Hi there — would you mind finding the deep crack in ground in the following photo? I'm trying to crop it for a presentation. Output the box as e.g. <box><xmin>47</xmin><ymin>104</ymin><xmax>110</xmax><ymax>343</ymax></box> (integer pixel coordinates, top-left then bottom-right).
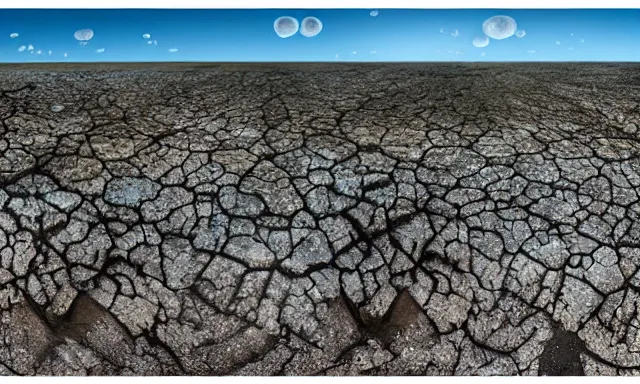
<box><xmin>1</xmin><ymin>62</ymin><xmax>640</xmax><ymax>375</ymax></box>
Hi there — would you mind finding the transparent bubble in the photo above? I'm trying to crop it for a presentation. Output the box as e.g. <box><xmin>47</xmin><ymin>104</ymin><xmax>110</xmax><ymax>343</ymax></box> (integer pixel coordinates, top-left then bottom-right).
<box><xmin>370</xmin><ymin>10</ymin><xmax>379</xmax><ymax>17</ymax></box>
<box><xmin>143</xmin><ymin>33</ymin><xmax>151</xmax><ymax>39</ymax></box>
<box><xmin>274</xmin><ymin>16</ymin><xmax>299</xmax><ymax>39</ymax></box>
<box><xmin>74</xmin><ymin>29</ymin><xmax>94</xmax><ymax>42</ymax></box>
<box><xmin>10</xmin><ymin>33</ymin><xmax>18</xmax><ymax>38</ymax></box>
<box><xmin>51</xmin><ymin>105</ymin><xmax>65</xmax><ymax>113</ymax></box>
<box><xmin>472</xmin><ymin>36</ymin><xmax>490</xmax><ymax>48</ymax></box>
<box><xmin>515</xmin><ymin>30</ymin><xmax>526</xmax><ymax>38</ymax></box>
<box><xmin>300</xmin><ymin>17</ymin><xmax>323</xmax><ymax>38</ymax></box>
<box><xmin>482</xmin><ymin>16</ymin><xmax>517</xmax><ymax>40</ymax></box>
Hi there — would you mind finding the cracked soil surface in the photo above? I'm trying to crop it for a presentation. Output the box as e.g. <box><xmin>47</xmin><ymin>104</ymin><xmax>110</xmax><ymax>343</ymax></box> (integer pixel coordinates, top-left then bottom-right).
<box><xmin>1</xmin><ymin>62</ymin><xmax>640</xmax><ymax>375</ymax></box>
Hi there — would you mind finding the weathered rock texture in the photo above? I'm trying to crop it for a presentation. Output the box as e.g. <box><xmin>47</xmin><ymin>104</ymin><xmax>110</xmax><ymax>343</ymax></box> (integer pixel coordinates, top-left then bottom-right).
<box><xmin>1</xmin><ymin>63</ymin><xmax>640</xmax><ymax>375</ymax></box>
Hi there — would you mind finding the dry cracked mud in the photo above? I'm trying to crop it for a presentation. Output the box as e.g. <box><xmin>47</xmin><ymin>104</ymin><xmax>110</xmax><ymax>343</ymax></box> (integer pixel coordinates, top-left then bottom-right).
<box><xmin>1</xmin><ymin>62</ymin><xmax>640</xmax><ymax>376</ymax></box>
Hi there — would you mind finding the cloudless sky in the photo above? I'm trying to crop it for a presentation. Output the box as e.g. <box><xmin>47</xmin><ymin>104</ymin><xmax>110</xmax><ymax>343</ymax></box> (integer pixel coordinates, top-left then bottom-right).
<box><xmin>0</xmin><ymin>9</ymin><xmax>638</xmax><ymax>62</ymax></box>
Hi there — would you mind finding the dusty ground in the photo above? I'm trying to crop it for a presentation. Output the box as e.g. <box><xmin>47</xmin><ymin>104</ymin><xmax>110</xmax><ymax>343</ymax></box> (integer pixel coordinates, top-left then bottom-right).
<box><xmin>1</xmin><ymin>62</ymin><xmax>640</xmax><ymax>376</ymax></box>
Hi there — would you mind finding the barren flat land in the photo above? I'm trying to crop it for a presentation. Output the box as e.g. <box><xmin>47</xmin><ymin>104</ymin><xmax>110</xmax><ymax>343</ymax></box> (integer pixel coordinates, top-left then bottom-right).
<box><xmin>1</xmin><ymin>63</ymin><xmax>640</xmax><ymax>375</ymax></box>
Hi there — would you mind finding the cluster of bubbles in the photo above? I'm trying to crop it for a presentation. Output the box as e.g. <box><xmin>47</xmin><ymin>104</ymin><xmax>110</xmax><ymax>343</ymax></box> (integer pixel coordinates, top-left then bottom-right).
<box><xmin>13</xmin><ymin>27</ymin><xmax>170</xmax><ymax>57</ymax></box>
<box><xmin>472</xmin><ymin>15</ymin><xmax>526</xmax><ymax>50</ymax></box>
<box><xmin>142</xmin><ymin>33</ymin><xmax>158</xmax><ymax>45</ymax></box>
<box><xmin>17</xmin><ymin>44</ymin><xmax>51</xmax><ymax>56</ymax></box>
<box><xmin>11</xmin><ymin>31</ymin><xmax>67</xmax><ymax>58</ymax></box>
<box><xmin>274</xmin><ymin>16</ymin><xmax>323</xmax><ymax>38</ymax></box>
<box><xmin>9</xmin><ymin>33</ymin><xmax>45</xmax><ymax>56</ymax></box>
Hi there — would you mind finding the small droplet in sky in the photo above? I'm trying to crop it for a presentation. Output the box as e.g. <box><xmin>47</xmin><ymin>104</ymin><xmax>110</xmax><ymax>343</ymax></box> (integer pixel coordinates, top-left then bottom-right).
<box><xmin>74</xmin><ymin>29</ymin><xmax>94</xmax><ymax>43</ymax></box>
<box><xmin>482</xmin><ymin>16</ymin><xmax>517</xmax><ymax>40</ymax></box>
<box><xmin>370</xmin><ymin>10</ymin><xmax>379</xmax><ymax>17</ymax></box>
<box><xmin>168</xmin><ymin>48</ymin><xmax>178</xmax><ymax>52</ymax></box>
<box><xmin>96</xmin><ymin>48</ymin><xmax>105</xmax><ymax>53</ymax></box>
<box><xmin>143</xmin><ymin>33</ymin><xmax>151</xmax><ymax>39</ymax></box>
<box><xmin>515</xmin><ymin>30</ymin><xmax>526</xmax><ymax>38</ymax></box>
<box><xmin>274</xmin><ymin>16</ymin><xmax>299</xmax><ymax>38</ymax></box>
<box><xmin>18</xmin><ymin>45</ymin><xmax>26</xmax><ymax>52</ymax></box>
<box><xmin>300</xmin><ymin>17</ymin><xmax>323</xmax><ymax>38</ymax></box>
<box><xmin>10</xmin><ymin>33</ymin><xmax>18</xmax><ymax>38</ymax></box>
<box><xmin>472</xmin><ymin>36</ymin><xmax>490</xmax><ymax>48</ymax></box>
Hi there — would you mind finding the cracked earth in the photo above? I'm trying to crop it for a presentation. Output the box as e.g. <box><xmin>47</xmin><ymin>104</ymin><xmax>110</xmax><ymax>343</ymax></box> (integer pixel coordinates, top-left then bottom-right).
<box><xmin>1</xmin><ymin>63</ymin><xmax>640</xmax><ymax>375</ymax></box>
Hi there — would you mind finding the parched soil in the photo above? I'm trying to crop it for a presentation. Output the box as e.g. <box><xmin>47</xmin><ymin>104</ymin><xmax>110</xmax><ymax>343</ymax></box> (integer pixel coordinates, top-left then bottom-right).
<box><xmin>0</xmin><ymin>63</ymin><xmax>640</xmax><ymax>375</ymax></box>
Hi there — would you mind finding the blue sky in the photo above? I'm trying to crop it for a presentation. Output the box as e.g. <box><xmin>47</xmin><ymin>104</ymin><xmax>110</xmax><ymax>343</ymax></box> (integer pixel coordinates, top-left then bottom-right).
<box><xmin>0</xmin><ymin>9</ymin><xmax>638</xmax><ymax>62</ymax></box>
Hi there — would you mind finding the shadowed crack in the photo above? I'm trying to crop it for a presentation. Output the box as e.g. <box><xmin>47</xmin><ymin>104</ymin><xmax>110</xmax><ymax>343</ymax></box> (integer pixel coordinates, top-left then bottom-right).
<box><xmin>539</xmin><ymin>324</ymin><xmax>586</xmax><ymax>376</ymax></box>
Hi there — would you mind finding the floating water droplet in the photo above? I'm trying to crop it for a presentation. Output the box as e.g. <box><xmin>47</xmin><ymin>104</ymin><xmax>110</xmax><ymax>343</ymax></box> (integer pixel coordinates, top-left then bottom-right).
<box><xmin>472</xmin><ymin>36</ymin><xmax>490</xmax><ymax>48</ymax></box>
<box><xmin>274</xmin><ymin>16</ymin><xmax>299</xmax><ymax>38</ymax></box>
<box><xmin>74</xmin><ymin>29</ymin><xmax>94</xmax><ymax>42</ymax></box>
<box><xmin>300</xmin><ymin>17</ymin><xmax>323</xmax><ymax>38</ymax></box>
<box><xmin>482</xmin><ymin>16</ymin><xmax>517</xmax><ymax>40</ymax></box>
